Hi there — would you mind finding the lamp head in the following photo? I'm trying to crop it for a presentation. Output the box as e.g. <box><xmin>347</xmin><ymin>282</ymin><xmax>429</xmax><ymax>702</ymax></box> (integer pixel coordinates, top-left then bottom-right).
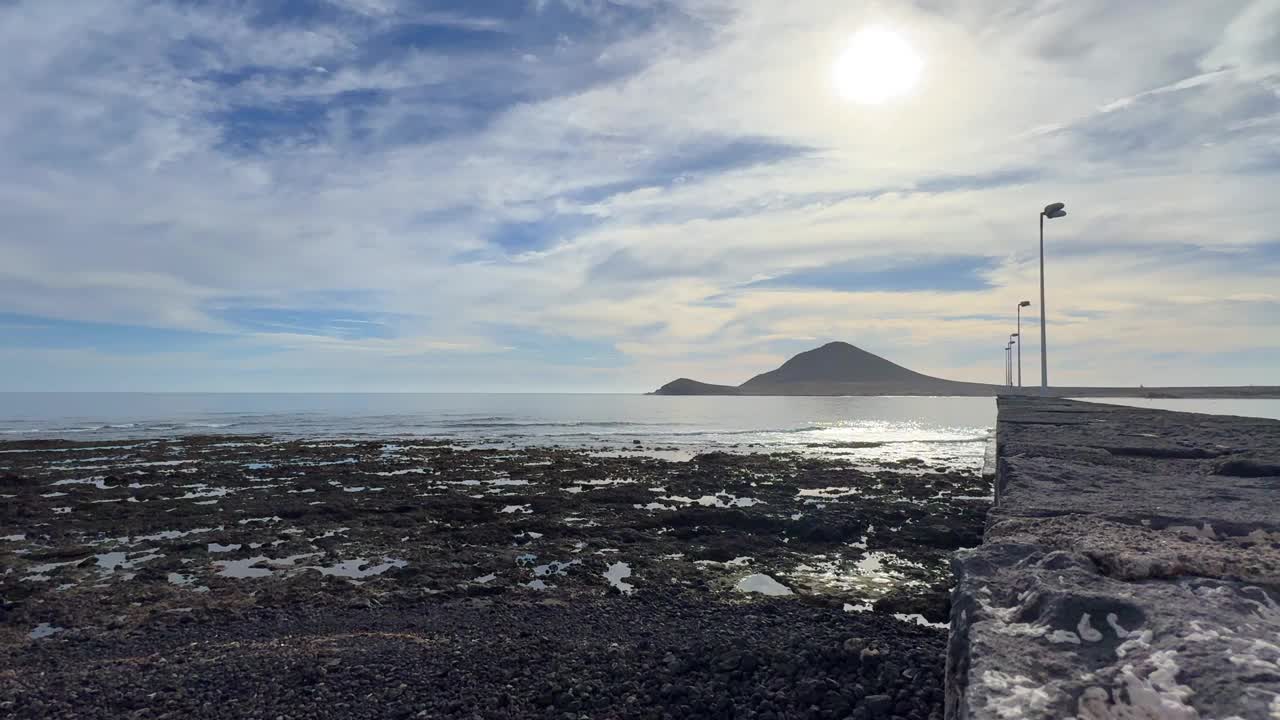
<box><xmin>1019</xmin><ymin>300</ymin><xmax>1031</xmax><ymax>307</ymax></box>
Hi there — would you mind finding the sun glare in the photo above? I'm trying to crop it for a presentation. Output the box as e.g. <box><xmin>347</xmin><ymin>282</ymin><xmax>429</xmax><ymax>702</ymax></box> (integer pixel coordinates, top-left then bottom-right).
<box><xmin>833</xmin><ymin>26</ymin><xmax>924</xmax><ymax>106</ymax></box>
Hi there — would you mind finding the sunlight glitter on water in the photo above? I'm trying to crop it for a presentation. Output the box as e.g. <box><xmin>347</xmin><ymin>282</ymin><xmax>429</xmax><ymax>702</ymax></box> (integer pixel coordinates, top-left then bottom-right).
<box><xmin>789</xmin><ymin>551</ymin><xmax>924</xmax><ymax>599</ymax></box>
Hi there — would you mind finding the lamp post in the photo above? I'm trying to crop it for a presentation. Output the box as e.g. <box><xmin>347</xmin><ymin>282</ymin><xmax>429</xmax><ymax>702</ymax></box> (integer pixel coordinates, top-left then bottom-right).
<box><xmin>1040</xmin><ymin>202</ymin><xmax>1067</xmax><ymax>392</ymax></box>
<box><xmin>1009</xmin><ymin>333</ymin><xmax>1019</xmax><ymax>389</ymax></box>
<box><xmin>1004</xmin><ymin>341</ymin><xmax>1013</xmax><ymax>387</ymax></box>
<box><xmin>1017</xmin><ymin>300</ymin><xmax>1030</xmax><ymax>387</ymax></box>
<box><xmin>1008</xmin><ymin>333</ymin><xmax>1018</xmax><ymax>386</ymax></box>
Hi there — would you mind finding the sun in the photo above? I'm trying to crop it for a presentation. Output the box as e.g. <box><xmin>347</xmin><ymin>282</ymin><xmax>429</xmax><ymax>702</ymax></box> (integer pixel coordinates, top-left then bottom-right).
<box><xmin>833</xmin><ymin>26</ymin><xmax>924</xmax><ymax>106</ymax></box>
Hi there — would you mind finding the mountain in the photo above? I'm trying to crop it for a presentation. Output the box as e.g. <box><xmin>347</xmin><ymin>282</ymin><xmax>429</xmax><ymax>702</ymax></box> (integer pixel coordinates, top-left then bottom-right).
<box><xmin>652</xmin><ymin>341</ymin><xmax>1280</xmax><ymax>397</ymax></box>
<box><xmin>740</xmin><ymin>342</ymin><xmax>930</xmax><ymax>388</ymax></box>
<box><xmin>652</xmin><ymin>378</ymin><xmax>740</xmax><ymax>396</ymax></box>
<box><xmin>654</xmin><ymin>342</ymin><xmax>996</xmax><ymax>396</ymax></box>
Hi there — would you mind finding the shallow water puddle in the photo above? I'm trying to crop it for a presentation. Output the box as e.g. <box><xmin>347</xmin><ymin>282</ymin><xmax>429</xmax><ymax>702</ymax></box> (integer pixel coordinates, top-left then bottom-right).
<box><xmin>894</xmin><ymin>613</ymin><xmax>948</xmax><ymax>629</ymax></box>
<box><xmin>104</xmin><ymin>527</ymin><xmax>220</xmax><ymax>546</ymax></box>
<box><xmin>500</xmin><ymin>504</ymin><xmax>532</xmax><ymax>514</ymax></box>
<box><xmin>298</xmin><ymin>458</ymin><xmax>358</xmax><ymax>467</ymax></box>
<box><xmin>208</xmin><ymin>543</ymin><xmax>241</xmax><ymax>553</ymax></box>
<box><xmin>0</xmin><ymin>443</ymin><xmax>143</xmax><ymax>454</ymax></box>
<box><xmin>215</xmin><ymin>553</ymin><xmax>321</xmax><ymax>578</ymax></box>
<box><xmin>51</xmin><ymin>456</ymin><xmax>129</xmax><ymax>465</ymax></box>
<box><xmin>237</xmin><ymin>516</ymin><xmax>282</xmax><ymax>525</ymax></box>
<box><xmin>473</xmin><ymin>573</ymin><xmax>497</xmax><ymax>584</ymax></box>
<box><xmin>50</xmin><ymin>477</ymin><xmax>113</xmax><ymax>490</ymax></box>
<box><xmin>604</xmin><ymin>561</ymin><xmax>634</xmax><ymax>594</ymax></box>
<box><xmin>577</xmin><ymin>477</ymin><xmax>635</xmax><ymax>487</ymax></box>
<box><xmin>797</xmin><ymin>487</ymin><xmax>861</xmax><ymax>499</ymax></box>
<box><xmin>24</xmin><ymin>558</ymin><xmax>87</xmax><ymax>581</ymax></box>
<box><xmin>95</xmin><ymin>550</ymin><xmax>162</xmax><ymax>574</ymax></box>
<box><xmin>532</xmin><ymin>559</ymin><xmax>580</xmax><ymax>577</ymax></box>
<box><xmin>661</xmin><ymin>493</ymin><xmax>762</xmax><ymax>509</ymax></box>
<box><xmin>29</xmin><ymin>623</ymin><xmax>65</xmax><ymax>640</ymax></box>
<box><xmin>308</xmin><ymin>527</ymin><xmax>350</xmax><ymax>542</ymax></box>
<box><xmin>735</xmin><ymin>574</ymin><xmax>793</xmax><ymax>596</ymax></box>
<box><xmin>130</xmin><ymin>460</ymin><xmax>196</xmax><ymax>468</ymax></box>
<box><xmin>177</xmin><ymin>486</ymin><xmax>232</xmax><ymax>500</ymax></box>
<box><xmin>312</xmin><ymin>558</ymin><xmax>406</xmax><ymax>579</ymax></box>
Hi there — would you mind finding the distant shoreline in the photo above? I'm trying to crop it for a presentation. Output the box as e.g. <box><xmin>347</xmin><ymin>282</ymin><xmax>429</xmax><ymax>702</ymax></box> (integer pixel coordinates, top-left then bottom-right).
<box><xmin>652</xmin><ymin>341</ymin><xmax>1280</xmax><ymax>399</ymax></box>
<box><xmin>651</xmin><ymin>386</ymin><xmax>1280</xmax><ymax>399</ymax></box>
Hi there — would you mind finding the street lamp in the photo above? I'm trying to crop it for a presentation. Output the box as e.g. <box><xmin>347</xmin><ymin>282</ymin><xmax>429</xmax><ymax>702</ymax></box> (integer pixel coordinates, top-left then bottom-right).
<box><xmin>1016</xmin><ymin>301</ymin><xmax>1030</xmax><ymax>387</ymax></box>
<box><xmin>1004</xmin><ymin>341</ymin><xmax>1013</xmax><ymax>387</ymax></box>
<box><xmin>1040</xmin><ymin>202</ymin><xmax>1066</xmax><ymax>391</ymax></box>
<box><xmin>1009</xmin><ymin>333</ymin><xmax>1019</xmax><ymax>388</ymax></box>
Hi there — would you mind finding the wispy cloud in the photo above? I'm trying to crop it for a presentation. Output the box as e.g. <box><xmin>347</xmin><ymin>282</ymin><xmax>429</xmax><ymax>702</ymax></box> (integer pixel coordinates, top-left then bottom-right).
<box><xmin>0</xmin><ymin>0</ymin><xmax>1277</xmax><ymax>390</ymax></box>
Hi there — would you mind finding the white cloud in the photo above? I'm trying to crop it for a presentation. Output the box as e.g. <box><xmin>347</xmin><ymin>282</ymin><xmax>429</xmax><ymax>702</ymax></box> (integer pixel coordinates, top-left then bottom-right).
<box><xmin>0</xmin><ymin>0</ymin><xmax>1277</xmax><ymax>390</ymax></box>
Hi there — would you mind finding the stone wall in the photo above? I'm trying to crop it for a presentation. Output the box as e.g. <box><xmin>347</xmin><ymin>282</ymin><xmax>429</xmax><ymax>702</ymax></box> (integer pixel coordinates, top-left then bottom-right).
<box><xmin>946</xmin><ymin>397</ymin><xmax>1280</xmax><ymax>719</ymax></box>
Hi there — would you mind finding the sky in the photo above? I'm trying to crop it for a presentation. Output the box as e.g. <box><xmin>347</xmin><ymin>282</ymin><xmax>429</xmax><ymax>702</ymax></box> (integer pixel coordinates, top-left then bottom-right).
<box><xmin>1</xmin><ymin>0</ymin><xmax>1278</xmax><ymax>392</ymax></box>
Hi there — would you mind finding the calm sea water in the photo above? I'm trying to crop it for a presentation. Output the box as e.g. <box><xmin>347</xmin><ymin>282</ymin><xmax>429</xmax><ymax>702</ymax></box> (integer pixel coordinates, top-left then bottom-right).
<box><xmin>1</xmin><ymin>394</ymin><xmax>1277</xmax><ymax>469</ymax></box>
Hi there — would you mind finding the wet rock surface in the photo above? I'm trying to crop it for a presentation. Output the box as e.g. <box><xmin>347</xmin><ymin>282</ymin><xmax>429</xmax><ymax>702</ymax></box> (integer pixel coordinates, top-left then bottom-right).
<box><xmin>0</xmin><ymin>436</ymin><xmax>991</xmax><ymax>718</ymax></box>
<box><xmin>948</xmin><ymin>398</ymin><xmax>1280</xmax><ymax>720</ymax></box>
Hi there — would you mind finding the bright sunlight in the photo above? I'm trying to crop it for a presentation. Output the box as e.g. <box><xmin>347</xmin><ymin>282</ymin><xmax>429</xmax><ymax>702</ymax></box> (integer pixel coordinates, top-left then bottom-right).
<box><xmin>833</xmin><ymin>26</ymin><xmax>924</xmax><ymax>105</ymax></box>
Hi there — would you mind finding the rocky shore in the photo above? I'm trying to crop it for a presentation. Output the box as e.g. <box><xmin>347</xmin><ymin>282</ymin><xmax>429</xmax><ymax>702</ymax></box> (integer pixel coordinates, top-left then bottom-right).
<box><xmin>1</xmin><ymin>436</ymin><xmax>991</xmax><ymax>719</ymax></box>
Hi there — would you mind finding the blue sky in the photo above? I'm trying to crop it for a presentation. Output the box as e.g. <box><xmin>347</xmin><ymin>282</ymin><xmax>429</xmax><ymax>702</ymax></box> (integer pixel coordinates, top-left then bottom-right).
<box><xmin>1</xmin><ymin>0</ymin><xmax>1279</xmax><ymax>391</ymax></box>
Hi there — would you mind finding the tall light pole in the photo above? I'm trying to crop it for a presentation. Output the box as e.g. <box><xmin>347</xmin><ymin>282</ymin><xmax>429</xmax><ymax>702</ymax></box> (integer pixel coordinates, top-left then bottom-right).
<box><xmin>1040</xmin><ymin>202</ymin><xmax>1067</xmax><ymax>392</ymax></box>
<box><xmin>1017</xmin><ymin>301</ymin><xmax>1030</xmax><ymax>387</ymax></box>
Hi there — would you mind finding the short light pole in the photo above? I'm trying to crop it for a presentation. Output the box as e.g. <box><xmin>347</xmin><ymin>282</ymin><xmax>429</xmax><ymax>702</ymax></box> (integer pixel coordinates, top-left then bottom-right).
<box><xmin>1018</xmin><ymin>298</ymin><xmax>1029</xmax><ymax>386</ymax></box>
<box><xmin>1004</xmin><ymin>341</ymin><xmax>1013</xmax><ymax>387</ymax></box>
<box><xmin>1009</xmin><ymin>333</ymin><xmax>1019</xmax><ymax>389</ymax></box>
<box><xmin>1040</xmin><ymin>202</ymin><xmax>1067</xmax><ymax>392</ymax></box>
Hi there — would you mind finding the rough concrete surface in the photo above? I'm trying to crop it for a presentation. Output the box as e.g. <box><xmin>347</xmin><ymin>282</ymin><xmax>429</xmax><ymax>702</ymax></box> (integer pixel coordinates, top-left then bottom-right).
<box><xmin>947</xmin><ymin>398</ymin><xmax>1280</xmax><ymax>720</ymax></box>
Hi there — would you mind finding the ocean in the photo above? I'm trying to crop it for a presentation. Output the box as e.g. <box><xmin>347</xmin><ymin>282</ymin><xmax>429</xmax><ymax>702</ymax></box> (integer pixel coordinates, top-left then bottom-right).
<box><xmin>2</xmin><ymin>393</ymin><xmax>1278</xmax><ymax>470</ymax></box>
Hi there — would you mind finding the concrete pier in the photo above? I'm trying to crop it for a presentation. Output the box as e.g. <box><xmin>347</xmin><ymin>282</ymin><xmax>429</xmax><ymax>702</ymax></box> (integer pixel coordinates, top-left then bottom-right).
<box><xmin>946</xmin><ymin>398</ymin><xmax>1280</xmax><ymax>719</ymax></box>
